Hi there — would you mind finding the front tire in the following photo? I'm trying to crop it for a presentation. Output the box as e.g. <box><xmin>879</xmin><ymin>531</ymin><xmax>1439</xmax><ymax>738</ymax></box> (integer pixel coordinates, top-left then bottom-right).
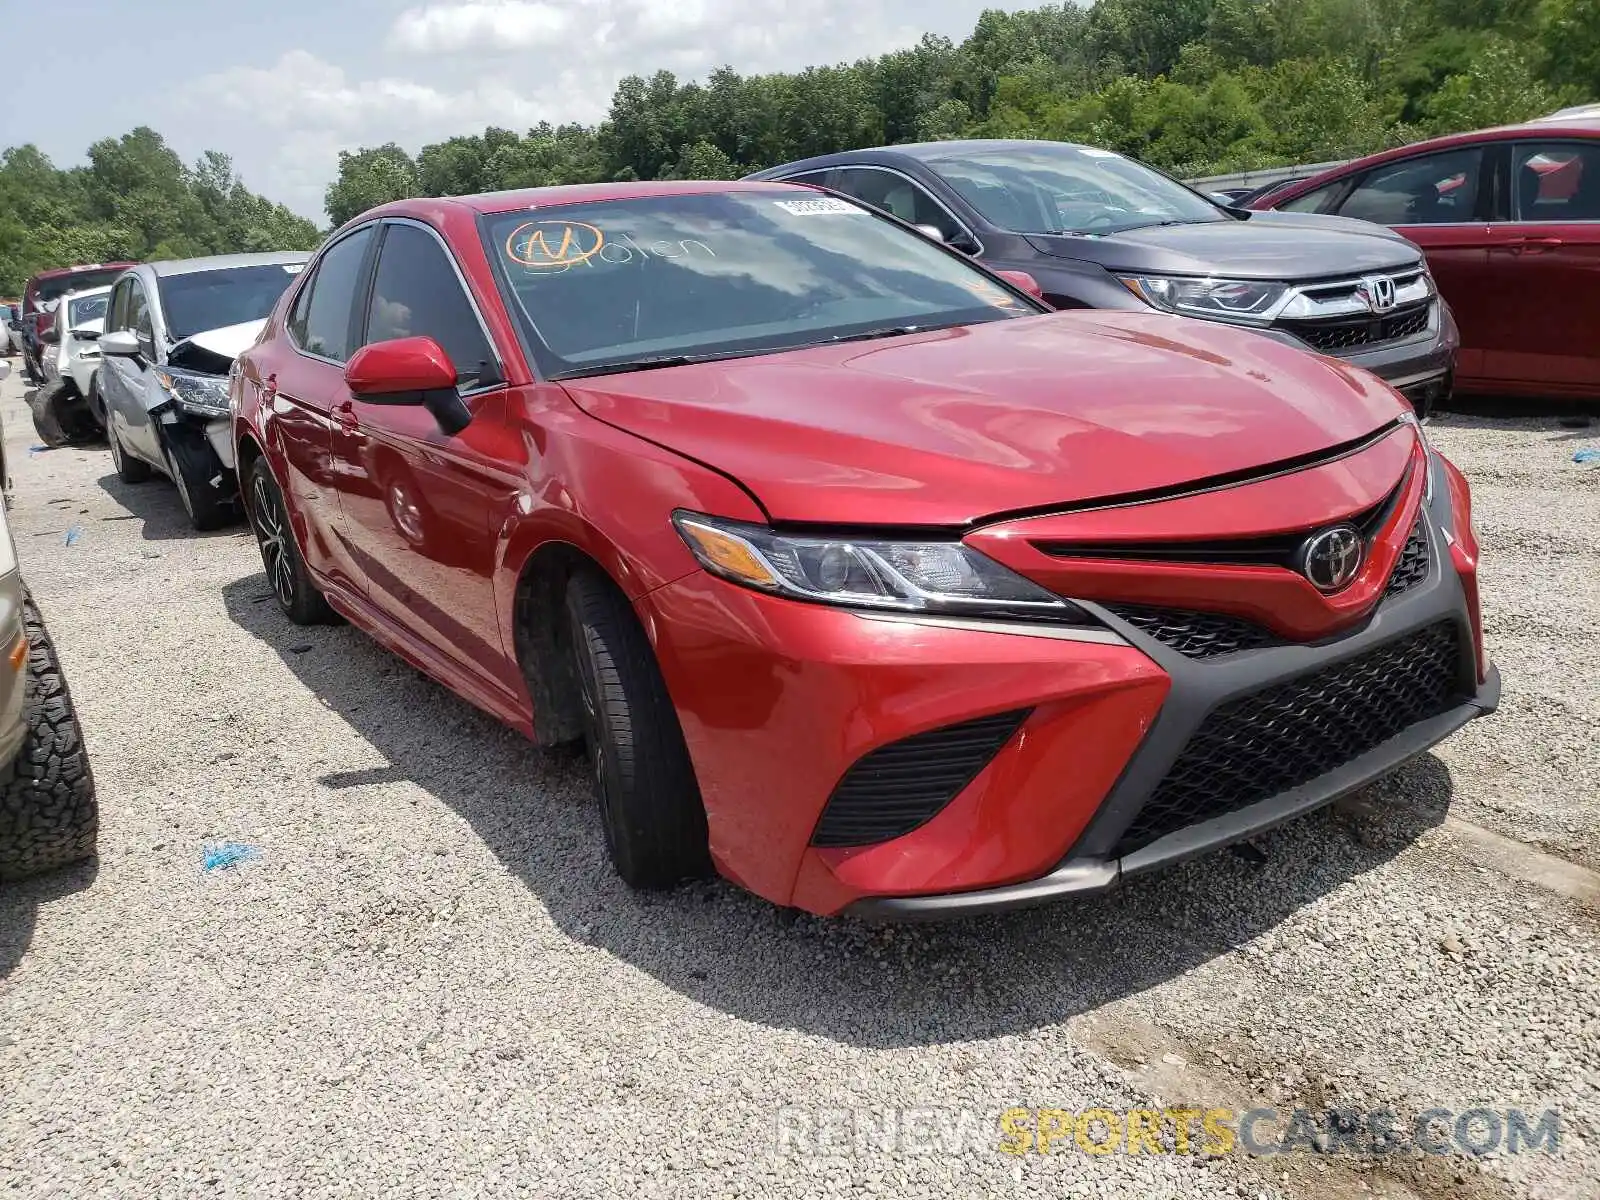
<box><xmin>565</xmin><ymin>570</ymin><xmax>710</xmax><ymax>889</ymax></box>
<box><xmin>246</xmin><ymin>457</ymin><xmax>339</xmax><ymax>625</ymax></box>
<box><xmin>163</xmin><ymin>431</ymin><xmax>233</xmax><ymax>532</ymax></box>
<box><xmin>0</xmin><ymin>595</ymin><xmax>97</xmax><ymax>881</ymax></box>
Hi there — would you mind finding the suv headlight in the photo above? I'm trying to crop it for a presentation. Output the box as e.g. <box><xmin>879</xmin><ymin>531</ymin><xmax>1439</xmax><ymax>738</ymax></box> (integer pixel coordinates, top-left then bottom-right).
<box><xmin>672</xmin><ymin>512</ymin><xmax>1090</xmax><ymax>623</ymax></box>
<box><xmin>154</xmin><ymin>366</ymin><xmax>231</xmax><ymax>417</ymax></box>
<box><xmin>1118</xmin><ymin>275</ymin><xmax>1288</xmax><ymax>323</ymax></box>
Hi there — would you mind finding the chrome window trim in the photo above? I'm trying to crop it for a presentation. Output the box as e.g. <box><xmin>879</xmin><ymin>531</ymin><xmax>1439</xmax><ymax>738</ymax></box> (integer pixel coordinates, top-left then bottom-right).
<box><xmin>778</xmin><ymin>163</ymin><xmax>987</xmax><ymax>257</ymax></box>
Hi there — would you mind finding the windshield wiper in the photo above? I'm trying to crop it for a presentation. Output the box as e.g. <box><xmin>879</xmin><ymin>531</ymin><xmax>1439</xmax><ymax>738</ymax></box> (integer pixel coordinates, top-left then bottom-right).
<box><xmin>827</xmin><ymin>324</ymin><xmax>925</xmax><ymax>345</ymax></box>
<box><xmin>553</xmin><ymin>346</ymin><xmax>781</xmax><ymax>380</ymax></box>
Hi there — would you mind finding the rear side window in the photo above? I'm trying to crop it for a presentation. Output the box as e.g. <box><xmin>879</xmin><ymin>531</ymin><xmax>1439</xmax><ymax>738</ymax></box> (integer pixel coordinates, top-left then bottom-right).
<box><xmin>1512</xmin><ymin>142</ymin><xmax>1600</xmax><ymax>220</ymax></box>
<box><xmin>1337</xmin><ymin>149</ymin><xmax>1483</xmax><ymax>226</ymax></box>
<box><xmin>291</xmin><ymin>227</ymin><xmax>375</xmax><ymax>363</ymax></box>
<box><xmin>363</xmin><ymin>223</ymin><xmax>495</xmax><ymax>386</ymax></box>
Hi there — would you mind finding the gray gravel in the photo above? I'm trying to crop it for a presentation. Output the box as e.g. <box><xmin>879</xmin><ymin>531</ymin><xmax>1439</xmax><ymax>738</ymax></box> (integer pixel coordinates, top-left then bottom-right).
<box><xmin>1</xmin><ymin>369</ymin><xmax>1596</xmax><ymax>1200</ymax></box>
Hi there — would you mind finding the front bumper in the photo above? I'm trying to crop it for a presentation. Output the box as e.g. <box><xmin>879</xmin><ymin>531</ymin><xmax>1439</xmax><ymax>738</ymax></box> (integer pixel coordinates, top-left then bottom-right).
<box><xmin>645</xmin><ymin>446</ymin><xmax>1492</xmax><ymax>919</ymax></box>
<box><xmin>1259</xmin><ymin>299</ymin><xmax>1460</xmax><ymax>402</ymax></box>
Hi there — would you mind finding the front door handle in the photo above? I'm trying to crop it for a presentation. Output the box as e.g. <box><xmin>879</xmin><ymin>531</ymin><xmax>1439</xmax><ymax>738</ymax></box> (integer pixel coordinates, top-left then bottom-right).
<box><xmin>1499</xmin><ymin>236</ymin><xmax>1565</xmax><ymax>255</ymax></box>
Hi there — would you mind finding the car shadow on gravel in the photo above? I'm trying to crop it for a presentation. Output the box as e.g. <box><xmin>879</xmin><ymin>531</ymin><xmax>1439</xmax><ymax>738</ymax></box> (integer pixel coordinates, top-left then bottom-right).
<box><xmin>222</xmin><ymin>575</ymin><xmax>1456</xmax><ymax>1048</ymax></box>
<box><xmin>0</xmin><ymin>859</ymin><xmax>98</xmax><ymax>980</ymax></box>
<box><xmin>93</xmin><ymin>472</ymin><xmax>245</xmax><ymax>541</ymax></box>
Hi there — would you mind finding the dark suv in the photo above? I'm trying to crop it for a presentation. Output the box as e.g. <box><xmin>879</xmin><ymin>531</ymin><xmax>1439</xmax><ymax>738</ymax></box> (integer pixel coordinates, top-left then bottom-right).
<box><xmin>748</xmin><ymin>141</ymin><xmax>1458</xmax><ymax>415</ymax></box>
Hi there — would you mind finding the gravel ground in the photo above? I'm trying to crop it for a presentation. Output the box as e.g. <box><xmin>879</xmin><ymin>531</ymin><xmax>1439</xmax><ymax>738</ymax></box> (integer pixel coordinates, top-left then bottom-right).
<box><xmin>0</xmin><ymin>368</ymin><xmax>1596</xmax><ymax>1200</ymax></box>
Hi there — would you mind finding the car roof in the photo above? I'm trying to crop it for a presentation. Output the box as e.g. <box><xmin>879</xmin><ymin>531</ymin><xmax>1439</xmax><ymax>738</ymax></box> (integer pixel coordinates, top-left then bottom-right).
<box><xmin>144</xmin><ymin>250</ymin><xmax>313</xmax><ymax>277</ymax></box>
<box><xmin>62</xmin><ymin>284</ymin><xmax>113</xmax><ymax>300</ymax></box>
<box><xmin>26</xmin><ymin>262</ymin><xmax>137</xmax><ymax>285</ymax></box>
<box><xmin>367</xmin><ymin>179</ymin><xmax>804</xmax><ymax>222</ymax></box>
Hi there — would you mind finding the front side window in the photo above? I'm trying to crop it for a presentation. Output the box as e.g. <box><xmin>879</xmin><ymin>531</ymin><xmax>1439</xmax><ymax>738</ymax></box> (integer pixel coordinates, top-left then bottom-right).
<box><xmin>829</xmin><ymin>169</ymin><xmax>962</xmax><ymax>242</ymax></box>
<box><xmin>293</xmin><ymin>228</ymin><xmax>375</xmax><ymax>363</ymax></box>
<box><xmin>1512</xmin><ymin>142</ymin><xmax>1600</xmax><ymax>220</ymax></box>
<box><xmin>1278</xmin><ymin>182</ymin><xmax>1341</xmax><ymax>213</ymax></box>
<box><xmin>158</xmin><ymin>263</ymin><xmax>306</xmax><ymax>340</ymax></box>
<box><xmin>128</xmin><ymin>280</ymin><xmax>152</xmax><ymax>342</ymax></box>
<box><xmin>364</xmin><ymin>223</ymin><xmax>495</xmax><ymax>385</ymax></box>
<box><xmin>1338</xmin><ymin>149</ymin><xmax>1482</xmax><ymax>226</ymax></box>
<box><xmin>482</xmin><ymin>190</ymin><xmax>1038</xmax><ymax>378</ymax></box>
<box><xmin>922</xmin><ymin>144</ymin><xmax>1226</xmax><ymax>235</ymax></box>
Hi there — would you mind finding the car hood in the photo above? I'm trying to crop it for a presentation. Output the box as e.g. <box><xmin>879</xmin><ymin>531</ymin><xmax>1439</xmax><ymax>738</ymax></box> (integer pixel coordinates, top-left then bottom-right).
<box><xmin>167</xmin><ymin>318</ymin><xmax>266</xmax><ymax>375</ymax></box>
<box><xmin>1023</xmin><ymin>214</ymin><xmax>1419</xmax><ymax>281</ymax></box>
<box><xmin>558</xmin><ymin>311</ymin><xmax>1408</xmax><ymax>527</ymax></box>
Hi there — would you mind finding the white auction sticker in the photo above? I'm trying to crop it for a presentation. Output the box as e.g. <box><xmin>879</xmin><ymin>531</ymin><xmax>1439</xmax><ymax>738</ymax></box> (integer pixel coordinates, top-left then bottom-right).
<box><xmin>774</xmin><ymin>197</ymin><xmax>864</xmax><ymax>216</ymax></box>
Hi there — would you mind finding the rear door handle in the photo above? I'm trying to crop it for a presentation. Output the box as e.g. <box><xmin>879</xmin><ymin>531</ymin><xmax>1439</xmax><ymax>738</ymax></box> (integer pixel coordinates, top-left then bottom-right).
<box><xmin>1500</xmin><ymin>236</ymin><xmax>1564</xmax><ymax>255</ymax></box>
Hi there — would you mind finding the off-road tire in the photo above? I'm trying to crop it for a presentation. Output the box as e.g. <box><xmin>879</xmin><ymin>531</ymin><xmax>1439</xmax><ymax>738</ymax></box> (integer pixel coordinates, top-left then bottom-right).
<box><xmin>247</xmin><ymin>457</ymin><xmax>339</xmax><ymax>625</ymax></box>
<box><xmin>107</xmin><ymin>423</ymin><xmax>152</xmax><ymax>483</ymax></box>
<box><xmin>565</xmin><ymin>569</ymin><xmax>710</xmax><ymax>889</ymax></box>
<box><xmin>0</xmin><ymin>595</ymin><xmax>97</xmax><ymax>881</ymax></box>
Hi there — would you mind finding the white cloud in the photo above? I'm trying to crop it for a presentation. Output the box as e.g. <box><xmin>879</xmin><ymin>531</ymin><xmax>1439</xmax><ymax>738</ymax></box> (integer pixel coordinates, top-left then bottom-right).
<box><xmin>175</xmin><ymin>1</ymin><xmax>1035</xmax><ymax>221</ymax></box>
<box><xmin>389</xmin><ymin>1</ymin><xmax>578</xmax><ymax>53</ymax></box>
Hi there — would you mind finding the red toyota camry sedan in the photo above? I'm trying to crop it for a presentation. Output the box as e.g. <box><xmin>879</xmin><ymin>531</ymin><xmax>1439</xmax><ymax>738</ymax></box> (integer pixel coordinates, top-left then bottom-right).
<box><xmin>232</xmin><ymin>180</ymin><xmax>1498</xmax><ymax>919</ymax></box>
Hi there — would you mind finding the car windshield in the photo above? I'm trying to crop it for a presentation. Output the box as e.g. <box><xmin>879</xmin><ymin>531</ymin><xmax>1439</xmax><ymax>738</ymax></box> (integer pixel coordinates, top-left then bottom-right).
<box><xmin>482</xmin><ymin>190</ymin><xmax>1037</xmax><ymax>378</ymax></box>
<box><xmin>35</xmin><ymin>269</ymin><xmax>126</xmax><ymax>307</ymax></box>
<box><xmin>924</xmin><ymin>144</ymin><xmax>1226</xmax><ymax>236</ymax></box>
<box><xmin>157</xmin><ymin>263</ymin><xmax>305</xmax><ymax>339</ymax></box>
<box><xmin>67</xmin><ymin>293</ymin><xmax>108</xmax><ymax>328</ymax></box>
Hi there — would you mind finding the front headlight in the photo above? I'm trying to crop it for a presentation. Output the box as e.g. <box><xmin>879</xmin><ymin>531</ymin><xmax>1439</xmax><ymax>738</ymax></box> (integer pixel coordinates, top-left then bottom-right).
<box><xmin>672</xmin><ymin>512</ymin><xmax>1090</xmax><ymax>623</ymax></box>
<box><xmin>1118</xmin><ymin>275</ymin><xmax>1288</xmax><ymax>324</ymax></box>
<box><xmin>154</xmin><ymin>366</ymin><xmax>231</xmax><ymax>417</ymax></box>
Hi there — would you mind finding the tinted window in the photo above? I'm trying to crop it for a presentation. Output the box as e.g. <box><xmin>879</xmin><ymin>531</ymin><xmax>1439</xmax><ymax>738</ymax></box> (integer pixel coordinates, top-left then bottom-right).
<box><xmin>1338</xmin><ymin>149</ymin><xmax>1482</xmax><ymax>226</ymax></box>
<box><xmin>923</xmin><ymin>144</ymin><xmax>1224</xmax><ymax>235</ymax></box>
<box><xmin>364</xmin><ymin>223</ymin><xmax>494</xmax><ymax>385</ymax></box>
<box><xmin>1512</xmin><ymin>142</ymin><xmax>1600</xmax><ymax>220</ymax></box>
<box><xmin>294</xmin><ymin>228</ymin><xmax>375</xmax><ymax>362</ymax></box>
<box><xmin>830</xmin><ymin>169</ymin><xmax>962</xmax><ymax>242</ymax></box>
<box><xmin>780</xmin><ymin>169</ymin><xmax>835</xmax><ymax>188</ymax></box>
<box><xmin>1278</xmin><ymin>183</ymin><xmax>1341</xmax><ymax>213</ymax></box>
<box><xmin>483</xmin><ymin>190</ymin><xmax>1035</xmax><ymax>379</ymax></box>
<box><xmin>128</xmin><ymin>279</ymin><xmax>152</xmax><ymax>342</ymax></box>
<box><xmin>157</xmin><ymin>263</ymin><xmax>306</xmax><ymax>339</ymax></box>
<box><xmin>35</xmin><ymin>269</ymin><xmax>127</xmax><ymax>306</ymax></box>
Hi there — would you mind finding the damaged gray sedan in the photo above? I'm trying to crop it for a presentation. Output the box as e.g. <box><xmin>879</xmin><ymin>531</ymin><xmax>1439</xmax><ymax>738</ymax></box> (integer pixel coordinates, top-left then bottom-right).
<box><xmin>97</xmin><ymin>252</ymin><xmax>310</xmax><ymax>530</ymax></box>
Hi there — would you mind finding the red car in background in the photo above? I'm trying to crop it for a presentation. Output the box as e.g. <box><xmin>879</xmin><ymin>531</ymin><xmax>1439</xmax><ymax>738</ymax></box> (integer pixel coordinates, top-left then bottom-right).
<box><xmin>17</xmin><ymin>262</ymin><xmax>137</xmax><ymax>384</ymax></box>
<box><xmin>232</xmin><ymin>181</ymin><xmax>1497</xmax><ymax>918</ymax></box>
<box><xmin>1252</xmin><ymin>117</ymin><xmax>1600</xmax><ymax>400</ymax></box>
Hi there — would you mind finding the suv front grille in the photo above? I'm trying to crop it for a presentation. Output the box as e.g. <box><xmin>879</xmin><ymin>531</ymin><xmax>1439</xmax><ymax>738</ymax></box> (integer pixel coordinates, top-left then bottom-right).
<box><xmin>1278</xmin><ymin>301</ymin><xmax>1431</xmax><ymax>353</ymax></box>
<box><xmin>810</xmin><ymin>709</ymin><xmax>1031</xmax><ymax>848</ymax></box>
<box><xmin>1112</xmin><ymin>621</ymin><xmax>1463</xmax><ymax>857</ymax></box>
<box><xmin>1105</xmin><ymin>604</ymin><xmax>1280</xmax><ymax>659</ymax></box>
<box><xmin>1385</xmin><ymin>520</ymin><xmax>1430</xmax><ymax>596</ymax></box>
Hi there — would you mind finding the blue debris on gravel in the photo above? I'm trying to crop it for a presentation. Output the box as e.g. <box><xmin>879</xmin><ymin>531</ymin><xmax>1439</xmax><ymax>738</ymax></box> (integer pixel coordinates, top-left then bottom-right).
<box><xmin>1574</xmin><ymin>448</ymin><xmax>1600</xmax><ymax>465</ymax></box>
<box><xmin>63</xmin><ymin>526</ymin><xmax>82</xmax><ymax>546</ymax></box>
<box><xmin>201</xmin><ymin>842</ymin><xmax>262</xmax><ymax>872</ymax></box>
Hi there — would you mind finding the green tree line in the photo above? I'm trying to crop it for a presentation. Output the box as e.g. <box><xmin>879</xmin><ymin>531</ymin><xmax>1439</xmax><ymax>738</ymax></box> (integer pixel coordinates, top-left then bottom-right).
<box><xmin>0</xmin><ymin>128</ymin><xmax>321</xmax><ymax>295</ymax></box>
<box><xmin>325</xmin><ymin>0</ymin><xmax>1595</xmax><ymax>225</ymax></box>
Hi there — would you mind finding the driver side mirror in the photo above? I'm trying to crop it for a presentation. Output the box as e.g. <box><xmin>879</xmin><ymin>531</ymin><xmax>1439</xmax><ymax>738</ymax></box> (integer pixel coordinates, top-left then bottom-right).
<box><xmin>345</xmin><ymin>336</ymin><xmax>474</xmax><ymax>436</ymax></box>
<box><xmin>99</xmin><ymin>330</ymin><xmax>143</xmax><ymax>358</ymax></box>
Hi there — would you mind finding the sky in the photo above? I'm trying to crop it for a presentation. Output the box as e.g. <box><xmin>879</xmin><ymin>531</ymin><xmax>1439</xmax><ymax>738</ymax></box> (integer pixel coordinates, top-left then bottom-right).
<box><xmin>2</xmin><ymin>0</ymin><xmax>1045</xmax><ymax>224</ymax></box>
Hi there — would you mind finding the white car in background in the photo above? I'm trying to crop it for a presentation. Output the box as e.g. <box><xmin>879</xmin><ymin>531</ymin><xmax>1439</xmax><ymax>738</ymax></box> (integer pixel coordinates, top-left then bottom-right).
<box><xmin>31</xmin><ymin>289</ymin><xmax>112</xmax><ymax>446</ymax></box>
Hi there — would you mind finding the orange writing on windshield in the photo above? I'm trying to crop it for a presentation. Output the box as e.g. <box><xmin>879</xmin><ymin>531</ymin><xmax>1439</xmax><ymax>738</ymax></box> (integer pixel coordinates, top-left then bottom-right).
<box><xmin>506</xmin><ymin>220</ymin><xmax>605</xmax><ymax>270</ymax></box>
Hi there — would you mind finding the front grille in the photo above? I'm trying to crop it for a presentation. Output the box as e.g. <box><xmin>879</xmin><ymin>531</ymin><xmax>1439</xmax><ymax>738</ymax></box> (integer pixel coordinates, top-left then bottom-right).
<box><xmin>1105</xmin><ymin>604</ymin><xmax>1280</xmax><ymax>659</ymax></box>
<box><xmin>1112</xmin><ymin>621</ymin><xmax>1464</xmax><ymax>857</ymax></box>
<box><xmin>1279</xmin><ymin>301</ymin><xmax>1432</xmax><ymax>353</ymax></box>
<box><xmin>810</xmin><ymin>709</ymin><xmax>1030</xmax><ymax>848</ymax></box>
<box><xmin>1385</xmin><ymin>520</ymin><xmax>1430</xmax><ymax>596</ymax></box>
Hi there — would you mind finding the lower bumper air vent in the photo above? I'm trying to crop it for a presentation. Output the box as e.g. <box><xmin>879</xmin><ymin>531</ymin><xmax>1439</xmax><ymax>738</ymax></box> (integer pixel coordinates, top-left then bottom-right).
<box><xmin>810</xmin><ymin>709</ymin><xmax>1031</xmax><ymax>848</ymax></box>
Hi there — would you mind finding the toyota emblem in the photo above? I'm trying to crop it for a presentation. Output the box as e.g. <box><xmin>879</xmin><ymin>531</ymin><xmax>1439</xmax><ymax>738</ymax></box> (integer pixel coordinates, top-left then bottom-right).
<box><xmin>1359</xmin><ymin>274</ymin><xmax>1397</xmax><ymax>313</ymax></box>
<box><xmin>1298</xmin><ymin>525</ymin><xmax>1365</xmax><ymax>592</ymax></box>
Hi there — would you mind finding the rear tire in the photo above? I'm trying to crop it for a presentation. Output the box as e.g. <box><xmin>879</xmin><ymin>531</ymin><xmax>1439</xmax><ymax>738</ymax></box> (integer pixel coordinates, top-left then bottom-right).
<box><xmin>0</xmin><ymin>595</ymin><xmax>97</xmax><ymax>881</ymax></box>
<box><xmin>27</xmin><ymin>380</ymin><xmax>71</xmax><ymax>448</ymax></box>
<box><xmin>108</xmin><ymin>423</ymin><xmax>152</xmax><ymax>484</ymax></box>
<box><xmin>246</xmin><ymin>457</ymin><xmax>339</xmax><ymax>625</ymax></box>
<box><xmin>565</xmin><ymin>569</ymin><xmax>711</xmax><ymax>889</ymax></box>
